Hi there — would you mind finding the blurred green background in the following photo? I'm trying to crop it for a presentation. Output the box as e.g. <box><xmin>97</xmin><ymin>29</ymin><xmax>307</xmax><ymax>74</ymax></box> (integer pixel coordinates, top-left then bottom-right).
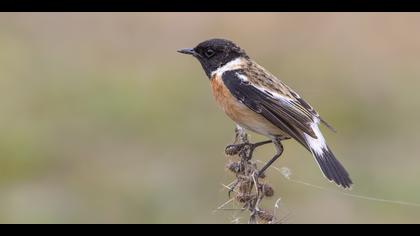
<box><xmin>0</xmin><ymin>13</ymin><xmax>420</xmax><ymax>223</ymax></box>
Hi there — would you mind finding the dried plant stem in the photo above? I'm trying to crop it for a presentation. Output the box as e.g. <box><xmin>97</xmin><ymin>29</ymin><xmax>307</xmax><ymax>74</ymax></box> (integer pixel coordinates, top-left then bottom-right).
<box><xmin>222</xmin><ymin>129</ymin><xmax>277</xmax><ymax>224</ymax></box>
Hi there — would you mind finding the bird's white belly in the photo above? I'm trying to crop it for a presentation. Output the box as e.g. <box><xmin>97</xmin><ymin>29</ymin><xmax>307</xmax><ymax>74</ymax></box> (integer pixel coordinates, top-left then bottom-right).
<box><xmin>234</xmin><ymin>113</ymin><xmax>287</xmax><ymax>138</ymax></box>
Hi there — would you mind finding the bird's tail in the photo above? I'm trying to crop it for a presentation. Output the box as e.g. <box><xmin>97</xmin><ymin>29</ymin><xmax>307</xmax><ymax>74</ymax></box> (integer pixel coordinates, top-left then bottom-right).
<box><xmin>312</xmin><ymin>145</ymin><xmax>353</xmax><ymax>189</ymax></box>
<box><xmin>303</xmin><ymin>123</ymin><xmax>353</xmax><ymax>189</ymax></box>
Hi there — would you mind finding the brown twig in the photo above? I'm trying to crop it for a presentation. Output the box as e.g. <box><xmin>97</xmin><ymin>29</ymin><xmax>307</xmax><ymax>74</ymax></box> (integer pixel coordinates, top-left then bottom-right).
<box><xmin>221</xmin><ymin>129</ymin><xmax>277</xmax><ymax>224</ymax></box>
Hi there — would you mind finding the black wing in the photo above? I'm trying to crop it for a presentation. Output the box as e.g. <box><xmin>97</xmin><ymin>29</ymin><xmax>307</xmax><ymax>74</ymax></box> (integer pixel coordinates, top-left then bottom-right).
<box><xmin>222</xmin><ymin>70</ymin><xmax>317</xmax><ymax>150</ymax></box>
<box><xmin>223</xmin><ymin>70</ymin><xmax>352</xmax><ymax>188</ymax></box>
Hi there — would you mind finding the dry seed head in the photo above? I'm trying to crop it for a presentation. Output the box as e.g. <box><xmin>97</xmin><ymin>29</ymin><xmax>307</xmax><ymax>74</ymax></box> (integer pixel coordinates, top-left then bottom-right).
<box><xmin>226</xmin><ymin>161</ymin><xmax>241</xmax><ymax>173</ymax></box>
<box><xmin>257</xmin><ymin>210</ymin><xmax>275</xmax><ymax>224</ymax></box>
<box><xmin>235</xmin><ymin>193</ymin><xmax>256</xmax><ymax>203</ymax></box>
<box><xmin>262</xmin><ymin>184</ymin><xmax>274</xmax><ymax>197</ymax></box>
<box><xmin>225</xmin><ymin>145</ymin><xmax>241</xmax><ymax>156</ymax></box>
<box><xmin>238</xmin><ymin>179</ymin><xmax>253</xmax><ymax>193</ymax></box>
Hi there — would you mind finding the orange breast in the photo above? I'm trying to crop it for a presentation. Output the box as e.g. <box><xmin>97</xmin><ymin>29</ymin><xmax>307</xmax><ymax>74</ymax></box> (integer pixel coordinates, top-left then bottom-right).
<box><xmin>210</xmin><ymin>75</ymin><xmax>244</xmax><ymax>122</ymax></box>
<box><xmin>210</xmin><ymin>75</ymin><xmax>287</xmax><ymax>137</ymax></box>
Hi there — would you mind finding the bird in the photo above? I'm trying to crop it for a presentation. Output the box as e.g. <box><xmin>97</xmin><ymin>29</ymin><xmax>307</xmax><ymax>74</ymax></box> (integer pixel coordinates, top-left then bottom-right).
<box><xmin>177</xmin><ymin>38</ymin><xmax>352</xmax><ymax>189</ymax></box>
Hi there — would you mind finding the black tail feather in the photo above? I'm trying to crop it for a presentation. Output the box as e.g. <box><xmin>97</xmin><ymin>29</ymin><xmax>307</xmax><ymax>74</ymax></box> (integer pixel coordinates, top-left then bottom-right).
<box><xmin>312</xmin><ymin>146</ymin><xmax>353</xmax><ymax>189</ymax></box>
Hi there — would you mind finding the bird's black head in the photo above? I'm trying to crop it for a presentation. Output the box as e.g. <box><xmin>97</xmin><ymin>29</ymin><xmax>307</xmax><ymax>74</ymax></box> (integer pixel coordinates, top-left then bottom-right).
<box><xmin>178</xmin><ymin>38</ymin><xmax>249</xmax><ymax>78</ymax></box>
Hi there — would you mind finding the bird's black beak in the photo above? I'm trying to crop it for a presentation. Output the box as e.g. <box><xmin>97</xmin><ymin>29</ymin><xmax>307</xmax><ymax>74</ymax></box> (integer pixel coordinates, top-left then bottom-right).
<box><xmin>177</xmin><ymin>48</ymin><xmax>196</xmax><ymax>56</ymax></box>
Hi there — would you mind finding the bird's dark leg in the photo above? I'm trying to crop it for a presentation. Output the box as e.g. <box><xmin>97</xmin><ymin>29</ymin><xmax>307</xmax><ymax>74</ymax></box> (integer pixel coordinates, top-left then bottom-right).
<box><xmin>225</xmin><ymin>126</ymin><xmax>272</xmax><ymax>160</ymax></box>
<box><xmin>226</xmin><ymin>140</ymin><xmax>273</xmax><ymax>160</ymax></box>
<box><xmin>257</xmin><ymin>138</ymin><xmax>284</xmax><ymax>178</ymax></box>
<box><xmin>243</xmin><ymin>140</ymin><xmax>272</xmax><ymax>160</ymax></box>
<box><xmin>253</xmin><ymin>140</ymin><xmax>273</xmax><ymax>148</ymax></box>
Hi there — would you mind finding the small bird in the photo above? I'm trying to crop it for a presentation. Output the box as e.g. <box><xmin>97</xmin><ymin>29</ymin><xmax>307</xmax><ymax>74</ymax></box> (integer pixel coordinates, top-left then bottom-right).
<box><xmin>178</xmin><ymin>38</ymin><xmax>352</xmax><ymax>188</ymax></box>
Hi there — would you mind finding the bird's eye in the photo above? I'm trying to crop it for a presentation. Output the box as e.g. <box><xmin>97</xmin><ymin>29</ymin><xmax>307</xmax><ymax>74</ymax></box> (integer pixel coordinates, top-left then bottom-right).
<box><xmin>204</xmin><ymin>48</ymin><xmax>215</xmax><ymax>58</ymax></box>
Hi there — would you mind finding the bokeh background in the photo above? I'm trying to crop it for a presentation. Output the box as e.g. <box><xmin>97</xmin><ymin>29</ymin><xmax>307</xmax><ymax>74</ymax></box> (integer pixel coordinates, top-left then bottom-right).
<box><xmin>0</xmin><ymin>13</ymin><xmax>420</xmax><ymax>223</ymax></box>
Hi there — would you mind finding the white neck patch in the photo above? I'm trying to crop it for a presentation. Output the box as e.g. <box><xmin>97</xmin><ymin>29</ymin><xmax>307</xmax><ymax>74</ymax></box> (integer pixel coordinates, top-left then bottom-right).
<box><xmin>211</xmin><ymin>57</ymin><xmax>246</xmax><ymax>78</ymax></box>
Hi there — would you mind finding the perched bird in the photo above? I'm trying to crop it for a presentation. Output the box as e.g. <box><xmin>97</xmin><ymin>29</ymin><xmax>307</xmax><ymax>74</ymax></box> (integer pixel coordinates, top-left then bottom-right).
<box><xmin>178</xmin><ymin>38</ymin><xmax>352</xmax><ymax>189</ymax></box>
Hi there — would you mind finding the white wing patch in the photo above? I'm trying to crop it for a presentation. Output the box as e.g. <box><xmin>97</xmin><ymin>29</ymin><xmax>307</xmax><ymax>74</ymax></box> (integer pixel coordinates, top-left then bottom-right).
<box><xmin>236</xmin><ymin>72</ymin><xmax>248</xmax><ymax>82</ymax></box>
<box><xmin>303</xmin><ymin>120</ymin><xmax>327</xmax><ymax>156</ymax></box>
<box><xmin>235</xmin><ymin>72</ymin><xmax>294</xmax><ymax>106</ymax></box>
